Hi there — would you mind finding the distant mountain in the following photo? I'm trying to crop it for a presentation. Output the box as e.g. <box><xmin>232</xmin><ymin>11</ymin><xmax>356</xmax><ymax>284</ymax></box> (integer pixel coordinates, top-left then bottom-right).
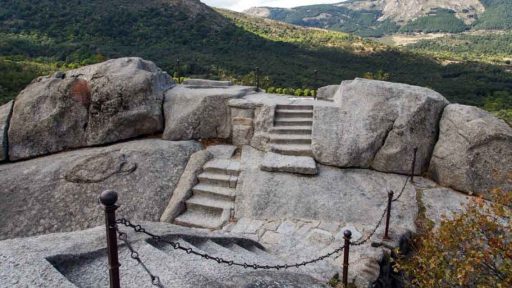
<box><xmin>245</xmin><ymin>0</ymin><xmax>512</xmax><ymax>37</ymax></box>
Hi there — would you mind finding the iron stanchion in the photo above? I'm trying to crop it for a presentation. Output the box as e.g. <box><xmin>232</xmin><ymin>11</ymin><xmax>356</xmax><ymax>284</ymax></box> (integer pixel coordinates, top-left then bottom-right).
<box><xmin>342</xmin><ymin>230</ymin><xmax>352</xmax><ymax>287</ymax></box>
<box><xmin>100</xmin><ymin>190</ymin><xmax>121</xmax><ymax>288</ymax></box>
<box><xmin>313</xmin><ymin>69</ymin><xmax>318</xmax><ymax>100</ymax></box>
<box><xmin>176</xmin><ymin>59</ymin><xmax>181</xmax><ymax>81</ymax></box>
<box><xmin>384</xmin><ymin>190</ymin><xmax>394</xmax><ymax>240</ymax></box>
<box><xmin>411</xmin><ymin>147</ymin><xmax>418</xmax><ymax>183</ymax></box>
<box><xmin>255</xmin><ymin>67</ymin><xmax>260</xmax><ymax>90</ymax></box>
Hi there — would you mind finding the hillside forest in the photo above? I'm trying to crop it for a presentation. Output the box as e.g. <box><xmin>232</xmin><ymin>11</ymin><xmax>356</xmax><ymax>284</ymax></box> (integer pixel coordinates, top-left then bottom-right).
<box><xmin>0</xmin><ymin>0</ymin><xmax>511</xmax><ymax>123</ymax></box>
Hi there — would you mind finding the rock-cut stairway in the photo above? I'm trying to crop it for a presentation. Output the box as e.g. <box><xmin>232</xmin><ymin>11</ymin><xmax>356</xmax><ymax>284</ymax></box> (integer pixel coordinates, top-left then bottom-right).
<box><xmin>262</xmin><ymin>104</ymin><xmax>317</xmax><ymax>175</ymax></box>
<box><xmin>175</xmin><ymin>158</ymin><xmax>240</xmax><ymax>229</ymax></box>
<box><xmin>269</xmin><ymin>104</ymin><xmax>314</xmax><ymax>156</ymax></box>
<box><xmin>50</xmin><ymin>231</ymin><xmax>289</xmax><ymax>288</ymax></box>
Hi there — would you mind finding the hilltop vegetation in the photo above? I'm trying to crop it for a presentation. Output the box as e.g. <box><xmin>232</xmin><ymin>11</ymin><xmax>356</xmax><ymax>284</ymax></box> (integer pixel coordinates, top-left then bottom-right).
<box><xmin>474</xmin><ymin>0</ymin><xmax>512</xmax><ymax>30</ymax></box>
<box><xmin>399</xmin><ymin>9</ymin><xmax>468</xmax><ymax>34</ymax></box>
<box><xmin>0</xmin><ymin>0</ymin><xmax>511</xmax><ymax>117</ymax></box>
<box><xmin>407</xmin><ymin>31</ymin><xmax>512</xmax><ymax>64</ymax></box>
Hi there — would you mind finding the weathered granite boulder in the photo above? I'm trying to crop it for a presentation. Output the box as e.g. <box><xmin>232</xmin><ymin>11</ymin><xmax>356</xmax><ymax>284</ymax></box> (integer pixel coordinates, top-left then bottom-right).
<box><xmin>316</xmin><ymin>85</ymin><xmax>338</xmax><ymax>101</ymax></box>
<box><xmin>162</xmin><ymin>85</ymin><xmax>255</xmax><ymax>140</ymax></box>
<box><xmin>414</xmin><ymin>177</ymin><xmax>472</xmax><ymax>229</ymax></box>
<box><xmin>8</xmin><ymin>57</ymin><xmax>172</xmax><ymax>161</ymax></box>
<box><xmin>312</xmin><ymin>78</ymin><xmax>449</xmax><ymax>174</ymax></box>
<box><xmin>429</xmin><ymin>104</ymin><xmax>512</xmax><ymax>198</ymax></box>
<box><xmin>0</xmin><ymin>222</ymin><xmax>327</xmax><ymax>288</ymax></box>
<box><xmin>0</xmin><ymin>101</ymin><xmax>13</xmax><ymax>161</ymax></box>
<box><xmin>0</xmin><ymin>139</ymin><xmax>201</xmax><ymax>240</ymax></box>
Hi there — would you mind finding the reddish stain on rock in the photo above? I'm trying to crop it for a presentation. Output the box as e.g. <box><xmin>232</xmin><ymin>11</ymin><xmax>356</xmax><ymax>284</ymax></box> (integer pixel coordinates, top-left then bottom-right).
<box><xmin>69</xmin><ymin>79</ymin><xmax>91</xmax><ymax>107</ymax></box>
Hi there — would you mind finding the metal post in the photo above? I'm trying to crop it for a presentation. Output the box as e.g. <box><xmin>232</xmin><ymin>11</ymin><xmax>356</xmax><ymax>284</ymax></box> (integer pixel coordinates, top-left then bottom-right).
<box><xmin>176</xmin><ymin>59</ymin><xmax>181</xmax><ymax>81</ymax></box>
<box><xmin>342</xmin><ymin>230</ymin><xmax>352</xmax><ymax>287</ymax></box>
<box><xmin>313</xmin><ymin>69</ymin><xmax>318</xmax><ymax>100</ymax></box>
<box><xmin>384</xmin><ymin>190</ymin><xmax>394</xmax><ymax>240</ymax></box>
<box><xmin>411</xmin><ymin>147</ymin><xmax>418</xmax><ymax>183</ymax></box>
<box><xmin>255</xmin><ymin>67</ymin><xmax>260</xmax><ymax>90</ymax></box>
<box><xmin>100</xmin><ymin>190</ymin><xmax>121</xmax><ymax>288</ymax></box>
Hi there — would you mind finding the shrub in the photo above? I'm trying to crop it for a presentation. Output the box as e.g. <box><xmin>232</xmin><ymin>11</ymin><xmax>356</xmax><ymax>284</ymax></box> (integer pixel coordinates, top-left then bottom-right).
<box><xmin>396</xmin><ymin>189</ymin><xmax>512</xmax><ymax>287</ymax></box>
<box><xmin>294</xmin><ymin>88</ymin><xmax>303</xmax><ymax>96</ymax></box>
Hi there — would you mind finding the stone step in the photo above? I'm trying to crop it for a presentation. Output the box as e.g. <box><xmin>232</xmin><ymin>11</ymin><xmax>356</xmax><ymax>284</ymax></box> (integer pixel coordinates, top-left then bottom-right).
<box><xmin>270</xmin><ymin>126</ymin><xmax>312</xmax><ymax>135</ymax></box>
<box><xmin>196</xmin><ymin>240</ymin><xmax>237</xmax><ymax>257</ymax></box>
<box><xmin>274</xmin><ymin>118</ymin><xmax>313</xmax><ymax>126</ymax></box>
<box><xmin>174</xmin><ymin>206</ymin><xmax>228</xmax><ymax>229</ymax></box>
<box><xmin>276</xmin><ymin>104</ymin><xmax>313</xmax><ymax>111</ymax></box>
<box><xmin>270</xmin><ymin>144</ymin><xmax>313</xmax><ymax>157</ymax></box>
<box><xmin>203</xmin><ymin>159</ymin><xmax>240</xmax><ymax>176</ymax></box>
<box><xmin>275</xmin><ymin>109</ymin><xmax>313</xmax><ymax>118</ymax></box>
<box><xmin>269</xmin><ymin>134</ymin><xmax>312</xmax><ymax>145</ymax></box>
<box><xmin>224</xmin><ymin>242</ymin><xmax>253</xmax><ymax>255</ymax></box>
<box><xmin>186</xmin><ymin>194</ymin><xmax>234</xmax><ymax>210</ymax></box>
<box><xmin>151</xmin><ymin>236</ymin><xmax>206</xmax><ymax>255</ymax></box>
<box><xmin>192</xmin><ymin>183</ymin><xmax>236</xmax><ymax>200</ymax></box>
<box><xmin>260</xmin><ymin>152</ymin><xmax>318</xmax><ymax>175</ymax></box>
<box><xmin>198</xmin><ymin>172</ymin><xmax>238</xmax><ymax>188</ymax></box>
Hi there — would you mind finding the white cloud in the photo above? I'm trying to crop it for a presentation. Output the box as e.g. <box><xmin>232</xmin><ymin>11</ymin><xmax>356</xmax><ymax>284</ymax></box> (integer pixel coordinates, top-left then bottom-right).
<box><xmin>201</xmin><ymin>0</ymin><xmax>344</xmax><ymax>12</ymax></box>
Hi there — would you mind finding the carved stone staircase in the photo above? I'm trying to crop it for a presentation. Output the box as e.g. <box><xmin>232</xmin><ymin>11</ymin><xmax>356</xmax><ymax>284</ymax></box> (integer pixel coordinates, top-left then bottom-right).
<box><xmin>263</xmin><ymin>104</ymin><xmax>317</xmax><ymax>175</ymax></box>
<box><xmin>269</xmin><ymin>104</ymin><xmax>314</xmax><ymax>156</ymax></box>
<box><xmin>174</xmin><ymin>158</ymin><xmax>240</xmax><ymax>229</ymax></box>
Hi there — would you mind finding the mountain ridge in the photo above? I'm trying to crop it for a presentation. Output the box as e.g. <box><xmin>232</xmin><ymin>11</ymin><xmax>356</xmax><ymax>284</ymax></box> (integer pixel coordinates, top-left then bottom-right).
<box><xmin>245</xmin><ymin>0</ymin><xmax>511</xmax><ymax>37</ymax></box>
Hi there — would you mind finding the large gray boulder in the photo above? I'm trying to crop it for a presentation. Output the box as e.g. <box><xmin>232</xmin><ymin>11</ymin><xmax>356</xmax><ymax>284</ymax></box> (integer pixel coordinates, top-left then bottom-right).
<box><xmin>0</xmin><ymin>101</ymin><xmax>13</xmax><ymax>161</ymax></box>
<box><xmin>312</xmin><ymin>78</ymin><xmax>449</xmax><ymax>174</ymax></box>
<box><xmin>162</xmin><ymin>85</ymin><xmax>255</xmax><ymax>140</ymax></box>
<box><xmin>8</xmin><ymin>57</ymin><xmax>172</xmax><ymax>161</ymax></box>
<box><xmin>429</xmin><ymin>104</ymin><xmax>512</xmax><ymax>198</ymax></box>
<box><xmin>0</xmin><ymin>139</ymin><xmax>201</xmax><ymax>240</ymax></box>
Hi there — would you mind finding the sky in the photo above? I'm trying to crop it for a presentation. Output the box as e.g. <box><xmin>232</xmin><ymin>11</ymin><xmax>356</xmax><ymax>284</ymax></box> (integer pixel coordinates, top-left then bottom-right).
<box><xmin>200</xmin><ymin>0</ymin><xmax>343</xmax><ymax>12</ymax></box>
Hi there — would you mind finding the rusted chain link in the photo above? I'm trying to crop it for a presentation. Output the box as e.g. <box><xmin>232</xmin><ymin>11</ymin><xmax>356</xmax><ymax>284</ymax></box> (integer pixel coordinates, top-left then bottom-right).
<box><xmin>350</xmin><ymin>205</ymin><xmax>388</xmax><ymax>246</ymax></box>
<box><xmin>117</xmin><ymin>228</ymin><xmax>163</xmax><ymax>287</ymax></box>
<box><xmin>393</xmin><ymin>175</ymin><xmax>411</xmax><ymax>202</ymax></box>
<box><xmin>116</xmin><ymin>218</ymin><xmax>344</xmax><ymax>270</ymax></box>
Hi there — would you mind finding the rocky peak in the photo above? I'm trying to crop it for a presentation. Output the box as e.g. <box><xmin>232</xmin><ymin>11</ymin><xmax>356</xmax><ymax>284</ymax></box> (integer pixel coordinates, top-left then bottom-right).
<box><xmin>338</xmin><ymin>0</ymin><xmax>485</xmax><ymax>24</ymax></box>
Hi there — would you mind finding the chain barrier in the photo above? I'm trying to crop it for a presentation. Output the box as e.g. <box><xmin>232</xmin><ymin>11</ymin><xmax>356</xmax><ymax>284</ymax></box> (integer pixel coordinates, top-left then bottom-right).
<box><xmin>116</xmin><ymin>218</ymin><xmax>345</xmax><ymax>270</ymax></box>
<box><xmin>114</xmin><ymin>174</ymin><xmax>411</xmax><ymax>275</ymax></box>
<box><xmin>109</xmin><ymin>161</ymin><xmax>413</xmax><ymax>287</ymax></box>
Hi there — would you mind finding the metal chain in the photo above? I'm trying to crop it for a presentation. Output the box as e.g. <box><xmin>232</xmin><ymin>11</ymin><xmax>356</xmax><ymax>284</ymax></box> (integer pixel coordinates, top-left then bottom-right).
<box><xmin>392</xmin><ymin>175</ymin><xmax>411</xmax><ymax>202</ymax></box>
<box><xmin>117</xmin><ymin>228</ymin><xmax>163</xmax><ymax>287</ymax></box>
<box><xmin>113</xmin><ymin>172</ymin><xmax>412</xmax><ymax>273</ymax></box>
<box><xmin>116</xmin><ymin>218</ymin><xmax>344</xmax><ymax>270</ymax></box>
<box><xmin>350</xmin><ymin>205</ymin><xmax>388</xmax><ymax>246</ymax></box>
